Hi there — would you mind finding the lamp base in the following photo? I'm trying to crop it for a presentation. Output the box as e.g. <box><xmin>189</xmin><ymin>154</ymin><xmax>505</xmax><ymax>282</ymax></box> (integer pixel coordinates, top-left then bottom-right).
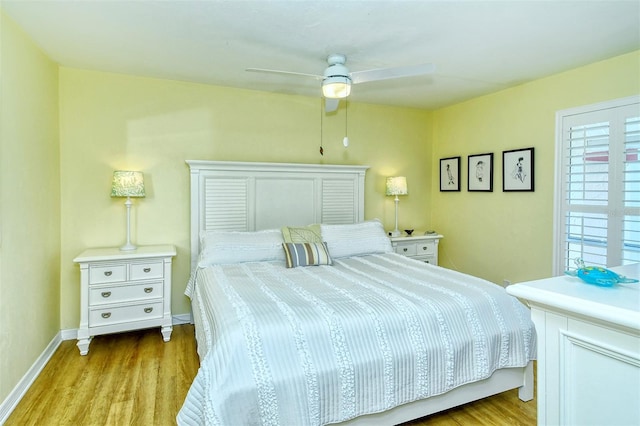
<box><xmin>120</xmin><ymin>243</ymin><xmax>137</xmax><ymax>251</ymax></box>
<box><xmin>390</xmin><ymin>229</ymin><xmax>402</xmax><ymax>237</ymax></box>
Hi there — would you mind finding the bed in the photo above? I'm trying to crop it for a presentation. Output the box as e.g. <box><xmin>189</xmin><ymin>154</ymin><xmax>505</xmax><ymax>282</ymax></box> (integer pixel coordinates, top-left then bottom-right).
<box><xmin>178</xmin><ymin>161</ymin><xmax>536</xmax><ymax>426</ymax></box>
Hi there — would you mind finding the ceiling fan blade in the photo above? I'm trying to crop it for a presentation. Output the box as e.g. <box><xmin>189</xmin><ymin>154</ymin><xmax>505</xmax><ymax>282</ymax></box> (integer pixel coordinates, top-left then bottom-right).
<box><xmin>246</xmin><ymin>68</ymin><xmax>323</xmax><ymax>80</ymax></box>
<box><xmin>350</xmin><ymin>63</ymin><xmax>436</xmax><ymax>84</ymax></box>
<box><xmin>325</xmin><ymin>98</ymin><xmax>339</xmax><ymax>113</ymax></box>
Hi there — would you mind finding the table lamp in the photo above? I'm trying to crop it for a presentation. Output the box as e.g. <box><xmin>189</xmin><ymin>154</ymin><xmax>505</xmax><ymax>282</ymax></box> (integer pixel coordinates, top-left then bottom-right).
<box><xmin>111</xmin><ymin>170</ymin><xmax>145</xmax><ymax>251</ymax></box>
<box><xmin>386</xmin><ymin>176</ymin><xmax>408</xmax><ymax>237</ymax></box>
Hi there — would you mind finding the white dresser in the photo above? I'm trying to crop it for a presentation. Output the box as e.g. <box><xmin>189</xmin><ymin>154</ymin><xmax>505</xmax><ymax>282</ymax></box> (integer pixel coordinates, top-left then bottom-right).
<box><xmin>74</xmin><ymin>245</ymin><xmax>176</xmax><ymax>355</ymax></box>
<box><xmin>507</xmin><ymin>264</ymin><xmax>640</xmax><ymax>426</ymax></box>
<box><xmin>390</xmin><ymin>234</ymin><xmax>442</xmax><ymax>265</ymax></box>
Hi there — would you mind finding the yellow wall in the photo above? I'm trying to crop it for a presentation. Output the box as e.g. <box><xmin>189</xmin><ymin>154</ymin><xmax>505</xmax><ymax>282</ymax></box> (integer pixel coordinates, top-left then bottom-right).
<box><xmin>58</xmin><ymin>69</ymin><xmax>433</xmax><ymax>328</ymax></box>
<box><xmin>2</xmin><ymin>7</ymin><xmax>638</xmax><ymax>407</ymax></box>
<box><xmin>0</xmin><ymin>11</ymin><xmax>60</xmax><ymax>402</ymax></box>
<box><xmin>431</xmin><ymin>50</ymin><xmax>640</xmax><ymax>284</ymax></box>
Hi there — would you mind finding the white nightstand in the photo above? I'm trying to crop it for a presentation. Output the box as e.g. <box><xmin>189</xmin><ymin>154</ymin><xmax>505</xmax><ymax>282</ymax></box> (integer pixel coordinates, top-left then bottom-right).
<box><xmin>390</xmin><ymin>234</ymin><xmax>443</xmax><ymax>265</ymax></box>
<box><xmin>73</xmin><ymin>245</ymin><xmax>176</xmax><ymax>355</ymax></box>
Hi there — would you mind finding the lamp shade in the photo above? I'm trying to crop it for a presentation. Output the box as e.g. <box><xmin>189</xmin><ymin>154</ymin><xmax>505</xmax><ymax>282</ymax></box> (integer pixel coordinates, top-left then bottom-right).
<box><xmin>386</xmin><ymin>176</ymin><xmax>408</xmax><ymax>196</ymax></box>
<box><xmin>322</xmin><ymin>76</ymin><xmax>352</xmax><ymax>99</ymax></box>
<box><xmin>110</xmin><ymin>171</ymin><xmax>146</xmax><ymax>198</ymax></box>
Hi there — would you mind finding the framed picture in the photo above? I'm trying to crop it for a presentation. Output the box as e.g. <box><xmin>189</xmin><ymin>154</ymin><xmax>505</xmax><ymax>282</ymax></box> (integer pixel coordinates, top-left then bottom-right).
<box><xmin>468</xmin><ymin>153</ymin><xmax>493</xmax><ymax>192</ymax></box>
<box><xmin>440</xmin><ymin>156</ymin><xmax>461</xmax><ymax>192</ymax></box>
<box><xmin>502</xmin><ymin>147</ymin><xmax>535</xmax><ymax>192</ymax></box>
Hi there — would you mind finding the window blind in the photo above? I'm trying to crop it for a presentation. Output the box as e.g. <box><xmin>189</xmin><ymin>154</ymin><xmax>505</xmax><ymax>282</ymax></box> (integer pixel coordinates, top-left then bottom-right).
<box><xmin>556</xmin><ymin>98</ymin><xmax>640</xmax><ymax>273</ymax></box>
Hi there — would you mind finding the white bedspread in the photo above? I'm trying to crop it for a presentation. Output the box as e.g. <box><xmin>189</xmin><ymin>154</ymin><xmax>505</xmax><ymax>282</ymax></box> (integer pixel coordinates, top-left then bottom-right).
<box><xmin>178</xmin><ymin>253</ymin><xmax>536</xmax><ymax>426</ymax></box>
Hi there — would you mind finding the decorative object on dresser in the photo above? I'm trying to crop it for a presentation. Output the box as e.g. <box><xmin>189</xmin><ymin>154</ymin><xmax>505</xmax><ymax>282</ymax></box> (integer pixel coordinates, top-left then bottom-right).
<box><xmin>507</xmin><ymin>263</ymin><xmax>640</xmax><ymax>426</ymax></box>
<box><xmin>110</xmin><ymin>170</ymin><xmax>146</xmax><ymax>251</ymax></box>
<box><xmin>73</xmin><ymin>245</ymin><xmax>176</xmax><ymax>355</ymax></box>
<box><xmin>390</xmin><ymin>233</ymin><xmax>443</xmax><ymax>265</ymax></box>
<box><xmin>385</xmin><ymin>176</ymin><xmax>408</xmax><ymax>237</ymax></box>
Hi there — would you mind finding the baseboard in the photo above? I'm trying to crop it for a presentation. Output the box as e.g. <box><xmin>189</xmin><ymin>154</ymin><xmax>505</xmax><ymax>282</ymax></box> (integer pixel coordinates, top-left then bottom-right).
<box><xmin>0</xmin><ymin>332</ymin><xmax>62</xmax><ymax>424</ymax></box>
<box><xmin>59</xmin><ymin>312</ymin><xmax>193</xmax><ymax>342</ymax></box>
<box><xmin>172</xmin><ymin>312</ymin><xmax>193</xmax><ymax>325</ymax></box>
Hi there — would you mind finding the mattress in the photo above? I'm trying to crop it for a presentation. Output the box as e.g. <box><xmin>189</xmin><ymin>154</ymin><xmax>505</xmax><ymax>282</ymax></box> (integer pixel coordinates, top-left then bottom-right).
<box><xmin>178</xmin><ymin>253</ymin><xmax>536</xmax><ymax>426</ymax></box>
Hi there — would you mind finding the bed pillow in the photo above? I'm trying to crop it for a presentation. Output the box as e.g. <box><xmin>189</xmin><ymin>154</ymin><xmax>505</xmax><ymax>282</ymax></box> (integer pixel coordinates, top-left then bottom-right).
<box><xmin>321</xmin><ymin>219</ymin><xmax>393</xmax><ymax>259</ymax></box>
<box><xmin>281</xmin><ymin>224</ymin><xmax>322</xmax><ymax>243</ymax></box>
<box><xmin>282</xmin><ymin>242</ymin><xmax>332</xmax><ymax>268</ymax></box>
<box><xmin>198</xmin><ymin>229</ymin><xmax>285</xmax><ymax>266</ymax></box>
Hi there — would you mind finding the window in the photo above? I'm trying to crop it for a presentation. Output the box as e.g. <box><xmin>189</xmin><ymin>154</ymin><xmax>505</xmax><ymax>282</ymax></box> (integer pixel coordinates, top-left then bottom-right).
<box><xmin>554</xmin><ymin>96</ymin><xmax>640</xmax><ymax>275</ymax></box>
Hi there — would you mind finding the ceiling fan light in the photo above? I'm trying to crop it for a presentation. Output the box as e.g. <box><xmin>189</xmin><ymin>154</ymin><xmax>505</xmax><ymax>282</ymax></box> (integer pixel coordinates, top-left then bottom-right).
<box><xmin>322</xmin><ymin>76</ymin><xmax>351</xmax><ymax>99</ymax></box>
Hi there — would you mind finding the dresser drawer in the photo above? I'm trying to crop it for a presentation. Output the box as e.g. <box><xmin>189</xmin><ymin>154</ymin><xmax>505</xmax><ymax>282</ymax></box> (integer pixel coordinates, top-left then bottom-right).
<box><xmin>89</xmin><ymin>281</ymin><xmax>163</xmax><ymax>306</ymax></box>
<box><xmin>394</xmin><ymin>242</ymin><xmax>417</xmax><ymax>256</ymax></box>
<box><xmin>130</xmin><ymin>261</ymin><xmax>164</xmax><ymax>280</ymax></box>
<box><xmin>89</xmin><ymin>264</ymin><xmax>126</xmax><ymax>284</ymax></box>
<box><xmin>90</xmin><ymin>301</ymin><xmax>163</xmax><ymax>327</ymax></box>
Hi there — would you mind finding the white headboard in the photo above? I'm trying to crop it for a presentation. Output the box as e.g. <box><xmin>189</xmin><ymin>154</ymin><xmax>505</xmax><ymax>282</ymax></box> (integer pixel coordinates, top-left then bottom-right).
<box><xmin>186</xmin><ymin>160</ymin><xmax>369</xmax><ymax>269</ymax></box>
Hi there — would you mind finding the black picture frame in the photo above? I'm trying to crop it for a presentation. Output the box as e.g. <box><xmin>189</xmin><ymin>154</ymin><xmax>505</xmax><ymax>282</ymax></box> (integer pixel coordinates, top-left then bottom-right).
<box><xmin>502</xmin><ymin>147</ymin><xmax>535</xmax><ymax>192</ymax></box>
<box><xmin>467</xmin><ymin>153</ymin><xmax>493</xmax><ymax>192</ymax></box>
<box><xmin>440</xmin><ymin>156</ymin><xmax>461</xmax><ymax>192</ymax></box>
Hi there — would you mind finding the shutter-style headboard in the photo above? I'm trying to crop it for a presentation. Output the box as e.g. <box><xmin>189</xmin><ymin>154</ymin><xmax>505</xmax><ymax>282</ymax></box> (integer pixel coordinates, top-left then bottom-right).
<box><xmin>186</xmin><ymin>160</ymin><xmax>369</xmax><ymax>269</ymax></box>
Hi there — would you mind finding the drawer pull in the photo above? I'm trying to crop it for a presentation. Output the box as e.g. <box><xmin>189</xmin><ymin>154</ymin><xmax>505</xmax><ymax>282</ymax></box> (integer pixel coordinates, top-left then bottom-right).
<box><xmin>403</xmin><ymin>248</ymin><xmax>408</xmax><ymax>252</ymax></box>
<box><xmin>422</xmin><ymin>246</ymin><xmax>428</xmax><ymax>251</ymax></box>
<box><xmin>104</xmin><ymin>271</ymin><xmax>112</xmax><ymax>277</ymax></box>
<box><xmin>101</xmin><ymin>312</ymin><xmax>111</xmax><ymax>319</ymax></box>
<box><xmin>144</xmin><ymin>287</ymin><xmax>153</xmax><ymax>293</ymax></box>
<box><xmin>101</xmin><ymin>291</ymin><xmax>111</xmax><ymax>298</ymax></box>
<box><xmin>143</xmin><ymin>267</ymin><xmax>151</xmax><ymax>273</ymax></box>
<box><xmin>144</xmin><ymin>307</ymin><xmax>153</xmax><ymax>313</ymax></box>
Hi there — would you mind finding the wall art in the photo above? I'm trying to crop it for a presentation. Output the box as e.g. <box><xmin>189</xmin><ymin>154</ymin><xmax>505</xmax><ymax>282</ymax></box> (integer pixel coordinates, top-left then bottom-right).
<box><xmin>440</xmin><ymin>156</ymin><xmax>461</xmax><ymax>192</ymax></box>
<box><xmin>503</xmin><ymin>147</ymin><xmax>535</xmax><ymax>192</ymax></box>
<box><xmin>468</xmin><ymin>152</ymin><xmax>493</xmax><ymax>192</ymax></box>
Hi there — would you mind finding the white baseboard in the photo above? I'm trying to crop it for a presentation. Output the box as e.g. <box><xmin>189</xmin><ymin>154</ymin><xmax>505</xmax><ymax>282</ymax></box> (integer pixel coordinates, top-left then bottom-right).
<box><xmin>59</xmin><ymin>312</ymin><xmax>193</xmax><ymax>342</ymax></box>
<box><xmin>60</xmin><ymin>328</ymin><xmax>77</xmax><ymax>341</ymax></box>
<box><xmin>172</xmin><ymin>312</ymin><xmax>193</xmax><ymax>325</ymax></box>
<box><xmin>0</xmin><ymin>332</ymin><xmax>62</xmax><ymax>424</ymax></box>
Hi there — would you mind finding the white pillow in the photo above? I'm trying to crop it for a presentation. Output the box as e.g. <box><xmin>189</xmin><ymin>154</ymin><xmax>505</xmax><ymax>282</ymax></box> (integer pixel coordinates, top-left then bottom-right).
<box><xmin>198</xmin><ymin>229</ymin><xmax>285</xmax><ymax>266</ymax></box>
<box><xmin>321</xmin><ymin>219</ymin><xmax>393</xmax><ymax>259</ymax></box>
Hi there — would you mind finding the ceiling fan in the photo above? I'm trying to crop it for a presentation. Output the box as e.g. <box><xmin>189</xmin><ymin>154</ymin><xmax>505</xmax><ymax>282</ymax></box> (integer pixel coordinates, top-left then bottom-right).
<box><xmin>247</xmin><ymin>54</ymin><xmax>436</xmax><ymax>112</ymax></box>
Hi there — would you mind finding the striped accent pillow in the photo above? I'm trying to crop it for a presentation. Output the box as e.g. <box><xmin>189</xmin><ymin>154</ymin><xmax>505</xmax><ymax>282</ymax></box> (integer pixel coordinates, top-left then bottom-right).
<box><xmin>283</xmin><ymin>242</ymin><xmax>332</xmax><ymax>268</ymax></box>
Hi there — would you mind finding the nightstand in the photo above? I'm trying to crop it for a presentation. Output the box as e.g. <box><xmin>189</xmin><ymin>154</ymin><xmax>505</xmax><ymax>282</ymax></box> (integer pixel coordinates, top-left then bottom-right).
<box><xmin>73</xmin><ymin>245</ymin><xmax>176</xmax><ymax>355</ymax></box>
<box><xmin>390</xmin><ymin>234</ymin><xmax>443</xmax><ymax>265</ymax></box>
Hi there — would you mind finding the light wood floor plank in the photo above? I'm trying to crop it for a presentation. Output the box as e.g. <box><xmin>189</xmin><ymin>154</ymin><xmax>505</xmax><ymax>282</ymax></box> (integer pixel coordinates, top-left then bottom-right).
<box><xmin>6</xmin><ymin>325</ymin><xmax>535</xmax><ymax>425</ymax></box>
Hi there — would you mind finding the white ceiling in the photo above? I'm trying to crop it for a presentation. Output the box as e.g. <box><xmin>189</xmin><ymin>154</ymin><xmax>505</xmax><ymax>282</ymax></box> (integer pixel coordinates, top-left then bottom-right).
<box><xmin>2</xmin><ymin>0</ymin><xmax>639</xmax><ymax>110</ymax></box>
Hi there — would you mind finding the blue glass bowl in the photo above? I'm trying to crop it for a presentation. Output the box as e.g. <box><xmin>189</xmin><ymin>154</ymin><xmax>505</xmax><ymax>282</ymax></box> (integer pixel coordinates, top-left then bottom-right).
<box><xmin>565</xmin><ymin>266</ymin><xmax>639</xmax><ymax>287</ymax></box>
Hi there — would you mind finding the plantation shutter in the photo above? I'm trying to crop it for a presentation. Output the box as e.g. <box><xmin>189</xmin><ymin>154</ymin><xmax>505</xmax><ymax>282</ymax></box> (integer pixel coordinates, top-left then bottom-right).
<box><xmin>556</xmin><ymin>98</ymin><xmax>640</xmax><ymax>273</ymax></box>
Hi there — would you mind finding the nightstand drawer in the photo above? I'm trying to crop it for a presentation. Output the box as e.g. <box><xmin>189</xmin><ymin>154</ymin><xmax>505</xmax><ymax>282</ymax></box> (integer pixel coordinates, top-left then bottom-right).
<box><xmin>89</xmin><ymin>264</ymin><xmax>126</xmax><ymax>284</ymax></box>
<box><xmin>394</xmin><ymin>243</ymin><xmax>417</xmax><ymax>256</ymax></box>
<box><xmin>89</xmin><ymin>281</ymin><xmax>163</xmax><ymax>305</ymax></box>
<box><xmin>90</xmin><ymin>301</ymin><xmax>163</xmax><ymax>327</ymax></box>
<box><xmin>414</xmin><ymin>255</ymin><xmax>436</xmax><ymax>264</ymax></box>
<box><xmin>389</xmin><ymin>234</ymin><xmax>442</xmax><ymax>266</ymax></box>
<box><xmin>130</xmin><ymin>262</ymin><xmax>164</xmax><ymax>280</ymax></box>
<box><xmin>417</xmin><ymin>242</ymin><xmax>435</xmax><ymax>255</ymax></box>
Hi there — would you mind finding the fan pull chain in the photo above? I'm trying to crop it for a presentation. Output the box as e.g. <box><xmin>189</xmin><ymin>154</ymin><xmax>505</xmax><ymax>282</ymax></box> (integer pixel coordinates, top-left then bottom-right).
<box><xmin>343</xmin><ymin>99</ymin><xmax>349</xmax><ymax>147</ymax></box>
<box><xmin>319</xmin><ymin>98</ymin><xmax>324</xmax><ymax>155</ymax></box>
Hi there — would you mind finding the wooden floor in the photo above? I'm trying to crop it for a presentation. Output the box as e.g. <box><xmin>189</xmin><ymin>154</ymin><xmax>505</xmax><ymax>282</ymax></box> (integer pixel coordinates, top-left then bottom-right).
<box><xmin>6</xmin><ymin>325</ymin><xmax>536</xmax><ymax>425</ymax></box>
